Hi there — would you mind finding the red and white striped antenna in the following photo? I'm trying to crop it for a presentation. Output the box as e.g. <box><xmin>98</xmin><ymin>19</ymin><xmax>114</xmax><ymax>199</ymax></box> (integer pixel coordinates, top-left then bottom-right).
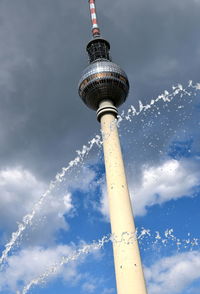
<box><xmin>88</xmin><ymin>0</ymin><xmax>101</xmax><ymax>38</ymax></box>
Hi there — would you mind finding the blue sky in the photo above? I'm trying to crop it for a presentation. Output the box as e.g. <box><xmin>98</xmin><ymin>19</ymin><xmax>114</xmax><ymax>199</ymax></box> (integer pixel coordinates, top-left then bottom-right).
<box><xmin>0</xmin><ymin>0</ymin><xmax>200</xmax><ymax>293</ymax></box>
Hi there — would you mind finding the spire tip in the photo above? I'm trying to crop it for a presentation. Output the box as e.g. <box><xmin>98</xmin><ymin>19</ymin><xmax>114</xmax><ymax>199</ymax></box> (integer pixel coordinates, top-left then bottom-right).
<box><xmin>88</xmin><ymin>0</ymin><xmax>101</xmax><ymax>38</ymax></box>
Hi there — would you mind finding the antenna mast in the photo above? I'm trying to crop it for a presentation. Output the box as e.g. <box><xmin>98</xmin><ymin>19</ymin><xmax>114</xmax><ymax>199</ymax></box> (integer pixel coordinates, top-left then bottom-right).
<box><xmin>88</xmin><ymin>0</ymin><xmax>101</xmax><ymax>38</ymax></box>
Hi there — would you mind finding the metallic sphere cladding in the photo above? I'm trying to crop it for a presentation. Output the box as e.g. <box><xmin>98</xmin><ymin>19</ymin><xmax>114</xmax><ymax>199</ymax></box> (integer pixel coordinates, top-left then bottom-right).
<box><xmin>78</xmin><ymin>61</ymin><xmax>129</xmax><ymax>110</ymax></box>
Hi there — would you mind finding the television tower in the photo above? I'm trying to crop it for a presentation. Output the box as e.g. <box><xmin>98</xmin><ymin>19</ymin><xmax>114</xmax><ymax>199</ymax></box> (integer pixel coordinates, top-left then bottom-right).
<box><xmin>78</xmin><ymin>1</ymin><xmax>147</xmax><ymax>294</ymax></box>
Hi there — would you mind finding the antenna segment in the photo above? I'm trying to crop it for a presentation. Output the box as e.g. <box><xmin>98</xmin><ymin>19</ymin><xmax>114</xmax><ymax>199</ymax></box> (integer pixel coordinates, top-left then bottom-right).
<box><xmin>88</xmin><ymin>0</ymin><xmax>101</xmax><ymax>38</ymax></box>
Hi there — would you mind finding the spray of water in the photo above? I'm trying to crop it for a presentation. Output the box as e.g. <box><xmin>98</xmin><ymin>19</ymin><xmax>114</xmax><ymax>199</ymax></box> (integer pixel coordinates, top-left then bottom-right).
<box><xmin>20</xmin><ymin>228</ymin><xmax>200</xmax><ymax>294</ymax></box>
<box><xmin>21</xmin><ymin>235</ymin><xmax>110</xmax><ymax>294</ymax></box>
<box><xmin>1</xmin><ymin>81</ymin><xmax>199</xmax><ymax>268</ymax></box>
<box><xmin>110</xmin><ymin>229</ymin><xmax>200</xmax><ymax>251</ymax></box>
<box><xmin>137</xmin><ymin>228</ymin><xmax>200</xmax><ymax>252</ymax></box>
<box><xmin>117</xmin><ymin>81</ymin><xmax>200</xmax><ymax>125</ymax></box>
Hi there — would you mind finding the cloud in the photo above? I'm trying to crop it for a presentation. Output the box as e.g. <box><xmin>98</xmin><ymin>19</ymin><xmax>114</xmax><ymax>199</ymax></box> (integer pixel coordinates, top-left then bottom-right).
<box><xmin>99</xmin><ymin>158</ymin><xmax>200</xmax><ymax>218</ymax></box>
<box><xmin>0</xmin><ymin>166</ymin><xmax>74</xmax><ymax>246</ymax></box>
<box><xmin>0</xmin><ymin>0</ymin><xmax>99</xmax><ymax>181</ymax></box>
<box><xmin>0</xmin><ymin>167</ymin><xmax>46</xmax><ymax>233</ymax></box>
<box><xmin>67</xmin><ymin>166</ymin><xmax>96</xmax><ymax>192</ymax></box>
<box><xmin>0</xmin><ymin>162</ymin><xmax>100</xmax><ymax>251</ymax></box>
<box><xmin>82</xmin><ymin>281</ymin><xmax>96</xmax><ymax>293</ymax></box>
<box><xmin>81</xmin><ymin>276</ymin><xmax>110</xmax><ymax>294</ymax></box>
<box><xmin>99</xmin><ymin>184</ymin><xmax>109</xmax><ymax>221</ymax></box>
<box><xmin>0</xmin><ymin>244</ymin><xmax>80</xmax><ymax>293</ymax></box>
<box><xmin>0</xmin><ymin>237</ymin><xmax>104</xmax><ymax>293</ymax></box>
<box><xmin>145</xmin><ymin>251</ymin><xmax>200</xmax><ymax>294</ymax></box>
<box><xmin>131</xmin><ymin>158</ymin><xmax>200</xmax><ymax>216</ymax></box>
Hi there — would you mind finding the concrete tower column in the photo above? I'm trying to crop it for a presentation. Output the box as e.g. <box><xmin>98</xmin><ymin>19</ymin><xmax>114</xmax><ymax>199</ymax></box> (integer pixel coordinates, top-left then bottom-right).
<box><xmin>98</xmin><ymin>100</ymin><xmax>147</xmax><ymax>294</ymax></box>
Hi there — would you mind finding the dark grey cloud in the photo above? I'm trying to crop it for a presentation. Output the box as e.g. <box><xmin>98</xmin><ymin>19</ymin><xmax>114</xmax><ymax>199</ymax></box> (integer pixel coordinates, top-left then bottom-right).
<box><xmin>0</xmin><ymin>0</ymin><xmax>199</xmax><ymax>182</ymax></box>
<box><xmin>0</xmin><ymin>0</ymin><xmax>98</xmax><ymax>180</ymax></box>
<box><xmin>98</xmin><ymin>0</ymin><xmax>200</xmax><ymax>101</ymax></box>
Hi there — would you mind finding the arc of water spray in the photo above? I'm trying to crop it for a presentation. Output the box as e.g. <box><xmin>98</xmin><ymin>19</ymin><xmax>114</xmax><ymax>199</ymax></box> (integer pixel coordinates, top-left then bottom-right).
<box><xmin>21</xmin><ymin>228</ymin><xmax>200</xmax><ymax>294</ymax></box>
<box><xmin>21</xmin><ymin>235</ymin><xmax>110</xmax><ymax>294</ymax></box>
<box><xmin>117</xmin><ymin>81</ymin><xmax>200</xmax><ymax>125</ymax></box>
<box><xmin>0</xmin><ymin>81</ymin><xmax>199</xmax><ymax>268</ymax></box>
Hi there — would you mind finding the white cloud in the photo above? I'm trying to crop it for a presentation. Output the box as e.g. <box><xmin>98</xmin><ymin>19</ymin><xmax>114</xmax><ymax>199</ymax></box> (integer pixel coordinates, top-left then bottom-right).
<box><xmin>99</xmin><ymin>159</ymin><xmax>200</xmax><ymax>218</ymax></box>
<box><xmin>99</xmin><ymin>183</ymin><xmax>109</xmax><ymax>221</ymax></box>
<box><xmin>0</xmin><ymin>238</ymin><xmax>104</xmax><ymax>293</ymax></box>
<box><xmin>131</xmin><ymin>159</ymin><xmax>200</xmax><ymax>216</ymax></box>
<box><xmin>0</xmin><ymin>165</ymin><xmax>102</xmax><ymax>292</ymax></box>
<box><xmin>67</xmin><ymin>166</ymin><xmax>96</xmax><ymax>192</ymax></box>
<box><xmin>81</xmin><ymin>276</ymin><xmax>109</xmax><ymax>294</ymax></box>
<box><xmin>0</xmin><ymin>166</ymin><xmax>74</xmax><ymax>246</ymax></box>
<box><xmin>82</xmin><ymin>281</ymin><xmax>96</xmax><ymax>293</ymax></box>
<box><xmin>63</xmin><ymin>193</ymin><xmax>74</xmax><ymax>211</ymax></box>
<box><xmin>145</xmin><ymin>251</ymin><xmax>200</xmax><ymax>294</ymax></box>
<box><xmin>0</xmin><ymin>244</ymin><xmax>79</xmax><ymax>293</ymax></box>
<box><xmin>0</xmin><ymin>167</ymin><xmax>46</xmax><ymax>232</ymax></box>
<box><xmin>0</xmin><ymin>162</ymin><xmax>99</xmax><ymax>270</ymax></box>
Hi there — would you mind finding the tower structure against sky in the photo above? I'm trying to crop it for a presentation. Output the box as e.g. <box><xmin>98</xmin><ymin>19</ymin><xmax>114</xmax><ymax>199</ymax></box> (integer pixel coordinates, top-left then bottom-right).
<box><xmin>78</xmin><ymin>1</ymin><xmax>148</xmax><ymax>293</ymax></box>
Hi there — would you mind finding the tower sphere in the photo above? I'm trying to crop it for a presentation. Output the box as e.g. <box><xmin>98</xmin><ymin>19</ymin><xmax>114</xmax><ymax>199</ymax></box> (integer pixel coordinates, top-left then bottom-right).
<box><xmin>78</xmin><ymin>60</ymin><xmax>129</xmax><ymax>111</ymax></box>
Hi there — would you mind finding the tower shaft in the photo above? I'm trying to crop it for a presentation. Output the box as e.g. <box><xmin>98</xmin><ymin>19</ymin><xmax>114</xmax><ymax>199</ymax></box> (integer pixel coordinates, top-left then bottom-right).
<box><xmin>79</xmin><ymin>1</ymin><xmax>148</xmax><ymax>292</ymax></box>
<box><xmin>99</xmin><ymin>100</ymin><xmax>147</xmax><ymax>294</ymax></box>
